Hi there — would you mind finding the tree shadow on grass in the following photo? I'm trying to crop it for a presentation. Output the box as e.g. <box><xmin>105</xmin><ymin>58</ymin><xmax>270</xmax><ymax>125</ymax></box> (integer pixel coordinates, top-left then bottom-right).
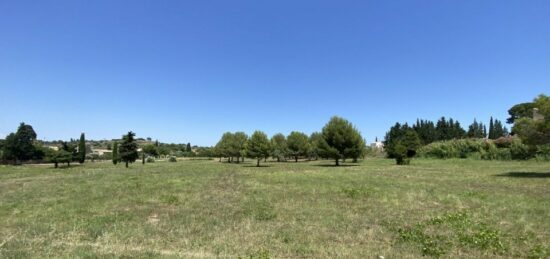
<box><xmin>311</xmin><ymin>164</ymin><xmax>360</xmax><ymax>167</ymax></box>
<box><xmin>242</xmin><ymin>165</ymin><xmax>272</xmax><ymax>168</ymax></box>
<box><xmin>495</xmin><ymin>172</ymin><xmax>550</xmax><ymax>178</ymax></box>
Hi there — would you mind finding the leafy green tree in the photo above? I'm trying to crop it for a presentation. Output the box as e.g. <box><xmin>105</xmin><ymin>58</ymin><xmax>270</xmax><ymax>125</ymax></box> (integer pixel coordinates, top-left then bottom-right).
<box><xmin>287</xmin><ymin>131</ymin><xmax>310</xmax><ymax>162</ymax></box>
<box><xmin>46</xmin><ymin>148</ymin><xmax>72</xmax><ymax>168</ymax></box>
<box><xmin>2</xmin><ymin>123</ymin><xmax>38</xmax><ymax>164</ymax></box>
<box><xmin>318</xmin><ymin>116</ymin><xmax>364</xmax><ymax>166</ymax></box>
<box><xmin>78</xmin><ymin>133</ymin><xmax>86</xmax><ymax>163</ymax></box>
<box><xmin>59</xmin><ymin>142</ymin><xmax>77</xmax><ymax>166</ymax></box>
<box><xmin>308</xmin><ymin>132</ymin><xmax>323</xmax><ymax>160</ymax></box>
<box><xmin>232</xmin><ymin>132</ymin><xmax>248</xmax><ymax>163</ymax></box>
<box><xmin>270</xmin><ymin>133</ymin><xmax>287</xmax><ymax>162</ymax></box>
<box><xmin>215</xmin><ymin>132</ymin><xmax>234</xmax><ymax>162</ymax></box>
<box><xmin>186</xmin><ymin>143</ymin><xmax>192</xmax><ymax>152</ymax></box>
<box><xmin>246</xmin><ymin>131</ymin><xmax>271</xmax><ymax>167</ymax></box>
<box><xmin>112</xmin><ymin>141</ymin><xmax>119</xmax><ymax>165</ymax></box>
<box><xmin>119</xmin><ymin>131</ymin><xmax>139</xmax><ymax>168</ymax></box>
<box><xmin>142</xmin><ymin>144</ymin><xmax>159</xmax><ymax>157</ymax></box>
<box><xmin>513</xmin><ymin>94</ymin><xmax>550</xmax><ymax>146</ymax></box>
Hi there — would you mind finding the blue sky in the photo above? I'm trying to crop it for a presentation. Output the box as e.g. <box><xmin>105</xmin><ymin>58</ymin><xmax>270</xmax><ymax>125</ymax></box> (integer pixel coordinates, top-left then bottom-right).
<box><xmin>1</xmin><ymin>1</ymin><xmax>548</xmax><ymax>146</ymax></box>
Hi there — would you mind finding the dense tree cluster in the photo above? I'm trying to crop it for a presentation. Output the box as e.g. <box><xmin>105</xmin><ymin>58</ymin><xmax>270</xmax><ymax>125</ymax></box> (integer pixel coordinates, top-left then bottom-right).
<box><xmin>512</xmin><ymin>94</ymin><xmax>550</xmax><ymax>146</ymax></box>
<box><xmin>386</xmin><ymin>116</ymin><xmax>510</xmax><ymax>164</ymax></box>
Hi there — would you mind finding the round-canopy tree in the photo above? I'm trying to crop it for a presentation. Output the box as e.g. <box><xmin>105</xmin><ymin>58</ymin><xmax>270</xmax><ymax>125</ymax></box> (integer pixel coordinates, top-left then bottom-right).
<box><xmin>247</xmin><ymin>131</ymin><xmax>271</xmax><ymax>167</ymax></box>
<box><xmin>287</xmin><ymin>131</ymin><xmax>310</xmax><ymax>162</ymax></box>
<box><xmin>270</xmin><ymin>133</ymin><xmax>288</xmax><ymax>162</ymax></box>
<box><xmin>318</xmin><ymin>116</ymin><xmax>365</xmax><ymax>166</ymax></box>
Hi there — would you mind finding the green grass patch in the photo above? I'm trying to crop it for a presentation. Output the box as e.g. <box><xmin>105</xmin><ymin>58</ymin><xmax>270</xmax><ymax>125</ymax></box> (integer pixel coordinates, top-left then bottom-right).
<box><xmin>0</xmin><ymin>158</ymin><xmax>549</xmax><ymax>257</ymax></box>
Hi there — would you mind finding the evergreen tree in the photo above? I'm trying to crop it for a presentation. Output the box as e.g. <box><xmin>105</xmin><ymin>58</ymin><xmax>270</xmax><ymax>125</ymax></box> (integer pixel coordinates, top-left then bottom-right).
<box><xmin>59</xmin><ymin>142</ymin><xmax>76</xmax><ymax>167</ymax></box>
<box><xmin>186</xmin><ymin>142</ymin><xmax>192</xmax><ymax>152</ymax></box>
<box><xmin>119</xmin><ymin>131</ymin><xmax>139</xmax><ymax>168</ymax></box>
<box><xmin>78</xmin><ymin>133</ymin><xmax>86</xmax><ymax>163</ymax></box>
<box><xmin>112</xmin><ymin>141</ymin><xmax>119</xmax><ymax>165</ymax></box>
<box><xmin>413</xmin><ymin>119</ymin><xmax>437</xmax><ymax>144</ymax></box>
<box><xmin>46</xmin><ymin>148</ymin><xmax>72</xmax><ymax>168</ymax></box>
<box><xmin>246</xmin><ymin>131</ymin><xmax>271</xmax><ymax>167</ymax></box>
<box><xmin>318</xmin><ymin>116</ymin><xmax>364</xmax><ymax>166</ymax></box>
<box><xmin>308</xmin><ymin>132</ymin><xmax>323</xmax><ymax>161</ymax></box>
<box><xmin>287</xmin><ymin>131</ymin><xmax>310</xmax><ymax>162</ymax></box>
<box><xmin>384</xmin><ymin>123</ymin><xmax>421</xmax><ymax>165</ymax></box>
<box><xmin>270</xmin><ymin>133</ymin><xmax>288</xmax><ymax>162</ymax></box>
<box><xmin>232</xmin><ymin>132</ymin><xmax>248</xmax><ymax>163</ymax></box>
<box><xmin>467</xmin><ymin>119</ymin><xmax>486</xmax><ymax>138</ymax></box>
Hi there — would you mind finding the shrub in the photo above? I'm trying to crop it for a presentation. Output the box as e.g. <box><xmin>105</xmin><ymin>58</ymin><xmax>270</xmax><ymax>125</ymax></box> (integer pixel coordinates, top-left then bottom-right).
<box><xmin>493</xmin><ymin>136</ymin><xmax>514</xmax><ymax>148</ymax></box>
<box><xmin>536</xmin><ymin>144</ymin><xmax>550</xmax><ymax>161</ymax></box>
<box><xmin>146</xmin><ymin>157</ymin><xmax>155</xmax><ymax>163</ymax></box>
<box><xmin>418</xmin><ymin>139</ymin><xmax>486</xmax><ymax>159</ymax></box>
<box><xmin>168</xmin><ymin>156</ymin><xmax>177</xmax><ymax>162</ymax></box>
<box><xmin>480</xmin><ymin>141</ymin><xmax>498</xmax><ymax>160</ymax></box>
<box><xmin>510</xmin><ymin>140</ymin><xmax>533</xmax><ymax>160</ymax></box>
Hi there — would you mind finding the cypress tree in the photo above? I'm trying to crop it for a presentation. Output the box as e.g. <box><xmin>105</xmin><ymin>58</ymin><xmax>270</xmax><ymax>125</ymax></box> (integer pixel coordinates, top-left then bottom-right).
<box><xmin>112</xmin><ymin>141</ymin><xmax>119</xmax><ymax>165</ymax></box>
<box><xmin>78</xmin><ymin>133</ymin><xmax>86</xmax><ymax>163</ymax></box>
<box><xmin>186</xmin><ymin>143</ymin><xmax>192</xmax><ymax>152</ymax></box>
<box><xmin>488</xmin><ymin>117</ymin><xmax>495</xmax><ymax>139</ymax></box>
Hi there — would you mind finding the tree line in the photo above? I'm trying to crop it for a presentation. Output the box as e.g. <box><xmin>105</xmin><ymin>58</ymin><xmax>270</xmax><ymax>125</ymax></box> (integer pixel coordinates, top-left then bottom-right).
<box><xmin>384</xmin><ymin>94</ymin><xmax>549</xmax><ymax>164</ymax></box>
<box><xmin>213</xmin><ymin>116</ymin><xmax>366</xmax><ymax>166</ymax></box>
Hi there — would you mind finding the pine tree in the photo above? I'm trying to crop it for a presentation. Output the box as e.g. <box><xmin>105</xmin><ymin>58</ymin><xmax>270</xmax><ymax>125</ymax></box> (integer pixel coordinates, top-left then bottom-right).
<box><xmin>246</xmin><ymin>131</ymin><xmax>271</xmax><ymax>167</ymax></box>
<box><xmin>186</xmin><ymin>142</ymin><xmax>192</xmax><ymax>152</ymax></box>
<box><xmin>287</xmin><ymin>131</ymin><xmax>310</xmax><ymax>162</ymax></box>
<box><xmin>78</xmin><ymin>133</ymin><xmax>86</xmax><ymax>163</ymax></box>
<box><xmin>318</xmin><ymin>116</ymin><xmax>364</xmax><ymax>166</ymax></box>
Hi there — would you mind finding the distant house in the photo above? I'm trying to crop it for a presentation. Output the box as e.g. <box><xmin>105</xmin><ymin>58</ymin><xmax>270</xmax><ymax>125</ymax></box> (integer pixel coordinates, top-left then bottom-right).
<box><xmin>91</xmin><ymin>148</ymin><xmax>111</xmax><ymax>156</ymax></box>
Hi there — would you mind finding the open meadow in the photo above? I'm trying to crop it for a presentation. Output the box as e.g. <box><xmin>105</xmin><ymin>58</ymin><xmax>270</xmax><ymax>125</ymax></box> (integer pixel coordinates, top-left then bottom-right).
<box><xmin>0</xmin><ymin>158</ymin><xmax>549</xmax><ymax>258</ymax></box>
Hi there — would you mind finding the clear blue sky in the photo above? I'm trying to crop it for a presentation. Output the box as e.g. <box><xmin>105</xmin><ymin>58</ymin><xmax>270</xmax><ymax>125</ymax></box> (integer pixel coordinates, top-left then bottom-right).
<box><xmin>1</xmin><ymin>1</ymin><xmax>548</xmax><ymax>146</ymax></box>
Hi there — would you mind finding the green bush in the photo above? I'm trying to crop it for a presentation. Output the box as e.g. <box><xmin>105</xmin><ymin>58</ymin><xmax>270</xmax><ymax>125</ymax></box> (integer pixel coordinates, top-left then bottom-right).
<box><xmin>510</xmin><ymin>140</ymin><xmax>533</xmax><ymax>160</ymax></box>
<box><xmin>418</xmin><ymin>138</ymin><xmax>532</xmax><ymax>161</ymax></box>
<box><xmin>536</xmin><ymin>144</ymin><xmax>550</xmax><ymax>161</ymax></box>
<box><xmin>168</xmin><ymin>156</ymin><xmax>177</xmax><ymax>162</ymax></box>
<box><xmin>418</xmin><ymin>139</ymin><xmax>486</xmax><ymax>159</ymax></box>
<box><xmin>146</xmin><ymin>157</ymin><xmax>155</xmax><ymax>163</ymax></box>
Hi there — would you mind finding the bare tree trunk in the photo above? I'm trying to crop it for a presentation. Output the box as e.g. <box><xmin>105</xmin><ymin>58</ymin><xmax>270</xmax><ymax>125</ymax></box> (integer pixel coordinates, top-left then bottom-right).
<box><xmin>126</xmin><ymin>161</ymin><xmax>129</xmax><ymax>168</ymax></box>
<box><xmin>335</xmin><ymin>158</ymin><xmax>339</xmax><ymax>166</ymax></box>
<box><xmin>257</xmin><ymin>159</ymin><xmax>260</xmax><ymax>167</ymax></box>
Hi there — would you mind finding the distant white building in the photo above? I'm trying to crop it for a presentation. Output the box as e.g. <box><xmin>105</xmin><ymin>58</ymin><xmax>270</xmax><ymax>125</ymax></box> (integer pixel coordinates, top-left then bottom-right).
<box><xmin>370</xmin><ymin>141</ymin><xmax>384</xmax><ymax>149</ymax></box>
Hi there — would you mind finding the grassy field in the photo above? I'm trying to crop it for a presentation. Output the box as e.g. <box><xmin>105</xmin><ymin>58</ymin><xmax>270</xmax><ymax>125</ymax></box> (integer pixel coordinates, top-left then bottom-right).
<box><xmin>0</xmin><ymin>158</ymin><xmax>549</xmax><ymax>258</ymax></box>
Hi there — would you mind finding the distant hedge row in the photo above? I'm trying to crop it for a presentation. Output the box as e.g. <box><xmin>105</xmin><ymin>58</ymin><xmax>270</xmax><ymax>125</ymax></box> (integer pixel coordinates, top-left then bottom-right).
<box><xmin>417</xmin><ymin>137</ymin><xmax>550</xmax><ymax>161</ymax></box>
